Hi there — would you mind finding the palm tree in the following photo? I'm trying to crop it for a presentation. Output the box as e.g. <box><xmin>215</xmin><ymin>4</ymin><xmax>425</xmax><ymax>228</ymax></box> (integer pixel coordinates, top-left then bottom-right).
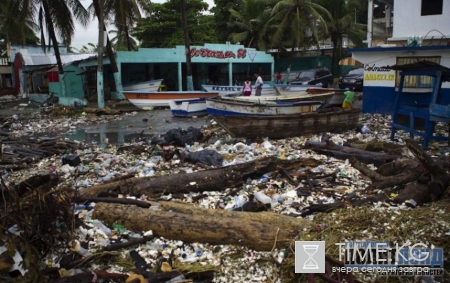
<box><xmin>108</xmin><ymin>29</ymin><xmax>139</xmax><ymax>51</ymax></box>
<box><xmin>316</xmin><ymin>0</ymin><xmax>366</xmax><ymax>76</ymax></box>
<box><xmin>89</xmin><ymin>0</ymin><xmax>150</xmax><ymax>101</ymax></box>
<box><xmin>267</xmin><ymin>0</ymin><xmax>329</xmax><ymax>83</ymax></box>
<box><xmin>180</xmin><ymin>0</ymin><xmax>193</xmax><ymax>91</ymax></box>
<box><xmin>4</xmin><ymin>0</ymin><xmax>90</xmax><ymax>96</ymax></box>
<box><xmin>0</xmin><ymin>0</ymin><xmax>40</xmax><ymax>46</ymax></box>
<box><xmin>228</xmin><ymin>0</ymin><xmax>272</xmax><ymax>51</ymax></box>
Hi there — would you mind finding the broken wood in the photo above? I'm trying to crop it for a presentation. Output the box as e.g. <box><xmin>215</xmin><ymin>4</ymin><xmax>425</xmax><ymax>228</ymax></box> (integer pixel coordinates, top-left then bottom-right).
<box><xmin>304</xmin><ymin>139</ymin><xmax>399</xmax><ymax>166</ymax></box>
<box><xmin>80</xmin><ymin>156</ymin><xmax>321</xmax><ymax>198</ymax></box>
<box><xmin>93</xmin><ymin>202</ymin><xmax>310</xmax><ymax>251</ymax></box>
<box><xmin>350</xmin><ymin>157</ymin><xmax>425</xmax><ymax>192</ymax></box>
<box><xmin>74</xmin><ymin>196</ymin><xmax>151</xmax><ymax>208</ymax></box>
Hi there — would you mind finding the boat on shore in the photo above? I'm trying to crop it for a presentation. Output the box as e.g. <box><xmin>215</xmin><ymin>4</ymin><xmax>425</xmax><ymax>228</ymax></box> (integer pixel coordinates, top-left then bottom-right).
<box><xmin>169</xmin><ymin>98</ymin><xmax>209</xmax><ymax>117</ymax></box>
<box><xmin>123</xmin><ymin>90</ymin><xmax>219</xmax><ymax>109</ymax></box>
<box><xmin>210</xmin><ymin>107</ymin><xmax>361</xmax><ymax>139</ymax></box>
<box><xmin>201</xmin><ymin>84</ymin><xmax>278</xmax><ymax>96</ymax></box>
<box><xmin>274</xmin><ymin>84</ymin><xmax>321</xmax><ymax>96</ymax></box>
<box><xmin>122</xmin><ymin>79</ymin><xmax>164</xmax><ymax>92</ymax></box>
<box><xmin>223</xmin><ymin>90</ymin><xmax>335</xmax><ymax>104</ymax></box>
<box><xmin>206</xmin><ymin>97</ymin><xmax>323</xmax><ymax>116</ymax></box>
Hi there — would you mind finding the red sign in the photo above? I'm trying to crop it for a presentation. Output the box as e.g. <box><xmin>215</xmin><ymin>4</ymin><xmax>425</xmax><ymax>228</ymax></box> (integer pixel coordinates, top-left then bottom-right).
<box><xmin>190</xmin><ymin>48</ymin><xmax>247</xmax><ymax>59</ymax></box>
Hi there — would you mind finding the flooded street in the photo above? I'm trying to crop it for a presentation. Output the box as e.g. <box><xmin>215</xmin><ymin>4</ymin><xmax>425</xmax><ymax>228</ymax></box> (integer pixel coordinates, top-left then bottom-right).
<box><xmin>64</xmin><ymin>108</ymin><xmax>211</xmax><ymax>145</ymax></box>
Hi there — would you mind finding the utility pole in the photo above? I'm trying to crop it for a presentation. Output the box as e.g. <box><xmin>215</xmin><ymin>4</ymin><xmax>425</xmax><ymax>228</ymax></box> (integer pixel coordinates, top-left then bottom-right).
<box><xmin>181</xmin><ymin>0</ymin><xmax>193</xmax><ymax>91</ymax></box>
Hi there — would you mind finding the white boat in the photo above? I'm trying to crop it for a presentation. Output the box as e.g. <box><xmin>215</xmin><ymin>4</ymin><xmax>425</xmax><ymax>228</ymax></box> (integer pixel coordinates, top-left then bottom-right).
<box><xmin>223</xmin><ymin>91</ymin><xmax>335</xmax><ymax>103</ymax></box>
<box><xmin>123</xmin><ymin>90</ymin><xmax>219</xmax><ymax>109</ymax></box>
<box><xmin>122</xmin><ymin>79</ymin><xmax>164</xmax><ymax>92</ymax></box>
<box><xmin>275</xmin><ymin>84</ymin><xmax>321</xmax><ymax>96</ymax></box>
<box><xmin>201</xmin><ymin>84</ymin><xmax>278</xmax><ymax>96</ymax></box>
<box><xmin>169</xmin><ymin>98</ymin><xmax>209</xmax><ymax>117</ymax></box>
<box><xmin>206</xmin><ymin>97</ymin><xmax>323</xmax><ymax>116</ymax></box>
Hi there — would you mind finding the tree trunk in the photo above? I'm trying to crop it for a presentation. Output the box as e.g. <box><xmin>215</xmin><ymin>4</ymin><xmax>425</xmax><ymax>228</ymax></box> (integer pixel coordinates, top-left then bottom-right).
<box><xmin>304</xmin><ymin>139</ymin><xmax>399</xmax><ymax>166</ymax></box>
<box><xmin>79</xmin><ymin>156</ymin><xmax>321</xmax><ymax>198</ymax></box>
<box><xmin>93</xmin><ymin>0</ymin><xmax>105</xmax><ymax>108</ymax></box>
<box><xmin>42</xmin><ymin>0</ymin><xmax>66</xmax><ymax>96</ymax></box>
<box><xmin>180</xmin><ymin>0</ymin><xmax>193</xmax><ymax>91</ymax></box>
<box><xmin>93</xmin><ymin>202</ymin><xmax>309</xmax><ymax>251</ymax></box>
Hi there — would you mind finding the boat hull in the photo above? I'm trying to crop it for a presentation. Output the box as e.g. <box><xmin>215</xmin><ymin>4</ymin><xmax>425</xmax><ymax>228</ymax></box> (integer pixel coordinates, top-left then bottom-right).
<box><xmin>206</xmin><ymin>97</ymin><xmax>322</xmax><ymax>116</ymax></box>
<box><xmin>202</xmin><ymin>85</ymin><xmax>278</xmax><ymax>96</ymax></box>
<box><xmin>223</xmin><ymin>91</ymin><xmax>335</xmax><ymax>103</ymax></box>
<box><xmin>123</xmin><ymin>91</ymin><xmax>219</xmax><ymax>108</ymax></box>
<box><xmin>169</xmin><ymin>98</ymin><xmax>209</xmax><ymax>117</ymax></box>
<box><xmin>122</xmin><ymin>79</ymin><xmax>164</xmax><ymax>92</ymax></box>
<box><xmin>211</xmin><ymin>108</ymin><xmax>361</xmax><ymax>139</ymax></box>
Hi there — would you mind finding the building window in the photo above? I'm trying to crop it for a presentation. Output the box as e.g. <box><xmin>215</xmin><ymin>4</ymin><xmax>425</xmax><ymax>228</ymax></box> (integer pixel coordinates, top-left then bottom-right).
<box><xmin>421</xmin><ymin>0</ymin><xmax>443</xmax><ymax>16</ymax></box>
<box><xmin>395</xmin><ymin>57</ymin><xmax>441</xmax><ymax>88</ymax></box>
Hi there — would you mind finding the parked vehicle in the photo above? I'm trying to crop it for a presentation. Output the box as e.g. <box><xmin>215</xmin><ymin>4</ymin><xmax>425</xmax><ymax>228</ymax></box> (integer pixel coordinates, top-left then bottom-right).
<box><xmin>338</xmin><ymin>67</ymin><xmax>364</xmax><ymax>90</ymax></box>
<box><xmin>290</xmin><ymin>68</ymin><xmax>333</xmax><ymax>88</ymax></box>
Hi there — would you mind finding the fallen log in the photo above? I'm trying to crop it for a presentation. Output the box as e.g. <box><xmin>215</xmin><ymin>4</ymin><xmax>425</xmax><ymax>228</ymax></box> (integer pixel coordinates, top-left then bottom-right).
<box><xmin>93</xmin><ymin>202</ymin><xmax>310</xmax><ymax>251</ymax></box>
<box><xmin>80</xmin><ymin>156</ymin><xmax>321</xmax><ymax>198</ymax></box>
<box><xmin>74</xmin><ymin>196</ymin><xmax>151</xmax><ymax>208</ymax></box>
<box><xmin>350</xmin><ymin>157</ymin><xmax>425</xmax><ymax>192</ymax></box>
<box><xmin>304</xmin><ymin>139</ymin><xmax>399</xmax><ymax>166</ymax></box>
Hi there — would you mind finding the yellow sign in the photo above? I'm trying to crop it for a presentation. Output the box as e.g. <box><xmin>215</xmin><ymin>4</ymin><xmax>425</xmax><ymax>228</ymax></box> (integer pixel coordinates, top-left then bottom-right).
<box><xmin>365</xmin><ymin>73</ymin><xmax>395</xmax><ymax>81</ymax></box>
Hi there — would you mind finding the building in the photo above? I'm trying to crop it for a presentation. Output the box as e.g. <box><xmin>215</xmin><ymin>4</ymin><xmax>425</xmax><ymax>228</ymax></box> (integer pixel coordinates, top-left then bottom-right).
<box><xmin>350</xmin><ymin>0</ymin><xmax>450</xmax><ymax>114</ymax></box>
<box><xmin>76</xmin><ymin>42</ymin><xmax>275</xmax><ymax>100</ymax></box>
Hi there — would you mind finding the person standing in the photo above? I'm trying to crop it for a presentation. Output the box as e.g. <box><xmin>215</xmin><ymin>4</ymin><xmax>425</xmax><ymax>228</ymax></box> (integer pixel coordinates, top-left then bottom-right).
<box><xmin>242</xmin><ymin>77</ymin><xmax>252</xmax><ymax>96</ymax></box>
<box><xmin>276</xmin><ymin>72</ymin><xmax>282</xmax><ymax>84</ymax></box>
<box><xmin>254</xmin><ymin>73</ymin><xmax>263</xmax><ymax>96</ymax></box>
<box><xmin>342</xmin><ymin>87</ymin><xmax>355</xmax><ymax>109</ymax></box>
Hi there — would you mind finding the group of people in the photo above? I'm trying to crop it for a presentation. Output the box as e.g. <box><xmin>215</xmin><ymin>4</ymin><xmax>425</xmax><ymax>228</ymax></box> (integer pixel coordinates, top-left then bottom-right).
<box><xmin>241</xmin><ymin>73</ymin><xmax>264</xmax><ymax>96</ymax></box>
<box><xmin>240</xmin><ymin>72</ymin><xmax>356</xmax><ymax>109</ymax></box>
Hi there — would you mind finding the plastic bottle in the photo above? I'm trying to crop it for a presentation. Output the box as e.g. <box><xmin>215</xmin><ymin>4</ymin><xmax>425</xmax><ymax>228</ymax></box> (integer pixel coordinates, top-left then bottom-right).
<box><xmin>91</xmin><ymin>220</ymin><xmax>112</xmax><ymax>236</ymax></box>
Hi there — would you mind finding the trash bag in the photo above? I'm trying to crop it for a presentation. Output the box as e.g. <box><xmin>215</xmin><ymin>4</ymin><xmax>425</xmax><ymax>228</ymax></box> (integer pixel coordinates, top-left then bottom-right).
<box><xmin>185</xmin><ymin>149</ymin><xmax>223</xmax><ymax>167</ymax></box>
<box><xmin>163</xmin><ymin>127</ymin><xmax>204</xmax><ymax>147</ymax></box>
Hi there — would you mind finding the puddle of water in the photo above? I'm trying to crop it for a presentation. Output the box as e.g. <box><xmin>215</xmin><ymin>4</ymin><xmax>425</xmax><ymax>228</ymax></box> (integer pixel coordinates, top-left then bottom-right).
<box><xmin>65</xmin><ymin>128</ymin><xmax>148</xmax><ymax>145</ymax></box>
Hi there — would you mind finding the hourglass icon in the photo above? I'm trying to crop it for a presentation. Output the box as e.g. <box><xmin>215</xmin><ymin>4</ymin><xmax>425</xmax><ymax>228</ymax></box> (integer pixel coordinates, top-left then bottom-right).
<box><xmin>303</xmin><ymin>244</ymin><xmax>319</xmax><ymax>269</ymax></box>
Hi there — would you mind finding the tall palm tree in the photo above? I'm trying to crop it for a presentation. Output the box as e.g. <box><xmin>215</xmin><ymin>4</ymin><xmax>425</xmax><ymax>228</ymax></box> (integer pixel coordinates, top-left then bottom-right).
<box><xmin>228</xmin><ymin>0</ymin><xmax>272</xmax><ymax>51</ymax></box>
<box><xmin>316</xmin><ymin>0</ymin><xmax>366</xmax><ymax>76</ymax></box>
<box><xmin>5</xmin><ymin>0</ymin><xmax>89</xmax><ymax>96</ymax></box>
<box><xmin>0</xmin><ymin>0</ymin><xmax>39</xmax><ymax>46</ymax></box>
<box><xmin>180</xmin><ymin>0</ymin><xmax>193</xmax><ymax>91</ymax></box>
<box><xmin>89</xmin><ymin>0</ymin><xmax>150</xmax><ymax>100</ymax></box>
<box><xmin>267</xmin><ymin>0</ymin><xmax>329</xmax><ymax>83</ymax></box>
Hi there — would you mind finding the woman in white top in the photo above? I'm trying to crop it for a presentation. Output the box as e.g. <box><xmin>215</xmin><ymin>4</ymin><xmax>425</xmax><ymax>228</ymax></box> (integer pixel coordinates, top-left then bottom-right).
<box><xmin>242</xmin><ymin>77</ymin><xmax>252</xmax><ymax>96</ymax></box>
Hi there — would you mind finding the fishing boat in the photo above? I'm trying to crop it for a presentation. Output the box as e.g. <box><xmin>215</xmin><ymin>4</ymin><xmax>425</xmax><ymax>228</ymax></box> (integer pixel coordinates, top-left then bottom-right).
<box><xmin>206</xmin><ymin>97</ymin><xmax>323</xmax><ymax>116</ymax></box>
<box><xmin>210</xmin><ymin>107</ymin><xmax>361</xmax><ymax>139</ymax></box>
<box><xmin>123</xmin><ymin>90</ymin><xmax>219</xmax><ymax>109</ymax></box>
<box><xmin>274</xmin><ymin>83</ymin><xmax>322</xmax><ymax>96</ymax></box>
<box><xmin>222</xmin><ymin>90</ymin><xmax>335</xmax><ymax>104</ymax></box>
<box><xmin>307</xmin><ymin>87</ymin><xmax>346</xmax><ymax>106</ymax></box>
<box><xmin>201</xmin><ymin>84</ymin><xmax>278</xmax><ymax>96</ymax></box>
<box><xmin>169</xmin><ymin>98</ymin><xmax>209</xmax><ymax>117</ymax></box>
<box><xmin>122</xmin><ymin>79</ymin><xmax>164</xmax><ymax>92</ymax></box>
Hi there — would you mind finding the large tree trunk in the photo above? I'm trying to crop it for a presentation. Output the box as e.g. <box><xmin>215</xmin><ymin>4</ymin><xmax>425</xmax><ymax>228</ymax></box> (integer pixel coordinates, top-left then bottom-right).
<box><xmin>93</xmin><ymin>0</ymin><xmax>105</xmax><ymax>108</ymax></box>
<box><xmin>93</xmin><ymin>202</ymin><xmax>309</xmax><ymax>251</ymax></box>
<box><xmin>80</xmin><ymin>156</ymin><xmax>321</xmax><ymax>198</ymax></box>
<box><xmin>304</xmin><ymin>139</ymin><xmax>399</xmax><ymax>166</ymax></box>
<box><xmin>180</xmin><ymin>0</ymin><xmax>193</xmax><ymax>91</ymax></box>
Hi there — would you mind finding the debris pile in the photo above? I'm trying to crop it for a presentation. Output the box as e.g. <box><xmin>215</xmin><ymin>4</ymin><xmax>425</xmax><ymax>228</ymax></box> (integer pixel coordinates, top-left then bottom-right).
<box><xmin>0</xmin><ymin>109</ymin><xmax>449</xmax><ymax>283</ymax></box>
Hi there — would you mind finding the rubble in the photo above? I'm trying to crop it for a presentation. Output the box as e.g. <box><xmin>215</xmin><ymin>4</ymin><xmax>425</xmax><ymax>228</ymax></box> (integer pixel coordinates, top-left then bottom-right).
<box><xmin>0</xmin><ymin>105</ymin><xmax>449</xmax><ymax>283</ymax></box>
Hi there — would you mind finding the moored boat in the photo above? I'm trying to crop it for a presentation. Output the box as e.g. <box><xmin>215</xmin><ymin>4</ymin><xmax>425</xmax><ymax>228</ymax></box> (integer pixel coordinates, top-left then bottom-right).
<box><xmin>274</xmin><ymin>84</ymin><xmax>321</xmax><ymax>96</ymax></box>
<box><xmin>122</xmin><ymin>79</ymin><xmax>164</xmax><ymax>92</ymax></box>
<box><xmin>210</xmin><ymin>107</ymin><xmax>361</xmax><ymax>139</ymax></box>
<box><xmin>222</xmin><ymin>90</ymin><xmax>335</xmax><ymax>104</ymax></box>
<box><xmin>201</xmin><ymin>84</ymin><xmax>278</xmax><ymax>96</ymax></box>
<box><xmin>206</xmin><ymin>97</ymin><xmax>323</xmax><ymax>116</ymax></box>
<box><xmin>123</xmin><ymin>90</ymin><xmax>219</xmax><ymax>109</ymax></box>
<box><xmin>169</xmin><ymin>98</ymin><xmax>209</xmax><ymax>117</ymax></box>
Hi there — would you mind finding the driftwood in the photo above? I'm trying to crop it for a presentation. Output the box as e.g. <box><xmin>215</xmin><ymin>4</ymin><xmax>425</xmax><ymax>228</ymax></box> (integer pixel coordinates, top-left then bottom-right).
<box><xmin>80</xmin><ymin>156</ymin><xmax>321</xmax><ymax>198</ymax></box>
<box><xmin>304</xmin><ymin>139</ymin><xmax>399</xmax><ymax>166</ymax></box>
<box><xmin>74</xmin><ymin>196</ymin><xmax>151</xmax><ymax>208</ymax></box>
<box><xmin>93</xmin><ymin>202</ymin><xmax>310</xmax><ymax>251</ymax></box>
<box><xmin>350</xmin><ymin>157</ymin><xmax>426</xmax><ymax>192</ymax></box>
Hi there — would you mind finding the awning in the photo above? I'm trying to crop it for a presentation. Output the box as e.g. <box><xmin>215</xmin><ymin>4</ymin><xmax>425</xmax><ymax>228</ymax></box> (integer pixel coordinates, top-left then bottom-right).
<box><xmin>339</xmin><ymin>57</ymin><xmax>363</xmax><ymax>66</ymax></box>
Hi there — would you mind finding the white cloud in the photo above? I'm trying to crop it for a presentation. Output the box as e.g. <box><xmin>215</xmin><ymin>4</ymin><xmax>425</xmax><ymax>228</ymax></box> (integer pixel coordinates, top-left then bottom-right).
<box><xmin>71</xmin><ymin>0</ymin><xmax>215</xmax><ymax>51</ymax></box>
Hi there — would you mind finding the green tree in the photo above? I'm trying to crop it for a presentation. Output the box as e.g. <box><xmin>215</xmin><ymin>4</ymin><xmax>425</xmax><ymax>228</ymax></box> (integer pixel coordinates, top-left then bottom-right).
<box><xmin>133</xmin><ymin>0</ymin><xmax>216</xmax><ymax>48</ymax></box>
<box><xmin>0</xmin><ymin>0</ymin><xmax>39</xmax><ymax>47</ymax></box>
<box><xmin>211</xmin><ymin>0</ymin><xmax>243</xmax><ymax>43</ymax></box>
<box><xmin>228</xmin><ymin>0</ymin><xmax>272</xmax><ymax>50</ymax></box>
<box><xmin>5</xmin><ymin>0</ymin><xmax>89</xmax><ymax>96</ymax></box>
<box><xmin>316</xmin><ymin>0</ymin><xmax>366</xmax><ymax>75</ymax></box>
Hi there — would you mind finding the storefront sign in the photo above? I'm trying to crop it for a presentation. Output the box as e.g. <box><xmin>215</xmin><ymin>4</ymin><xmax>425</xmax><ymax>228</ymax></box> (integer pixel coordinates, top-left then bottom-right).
<box><xmin>190</xmin><ymin>48</ymin><xmax>247</xmax><ymax>59</ymax></box>
<box><xmin>364</xmin><ymin>64</ymin><xmax>395</xmax><ymax>81</ymax></box>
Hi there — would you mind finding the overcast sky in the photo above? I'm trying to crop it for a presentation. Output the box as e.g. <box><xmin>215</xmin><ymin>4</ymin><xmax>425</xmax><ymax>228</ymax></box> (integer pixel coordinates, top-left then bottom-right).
<box><xmin>72</xmin><ymin>0</ymin><xmax>215</xmax><ymax>51</ymax></box>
